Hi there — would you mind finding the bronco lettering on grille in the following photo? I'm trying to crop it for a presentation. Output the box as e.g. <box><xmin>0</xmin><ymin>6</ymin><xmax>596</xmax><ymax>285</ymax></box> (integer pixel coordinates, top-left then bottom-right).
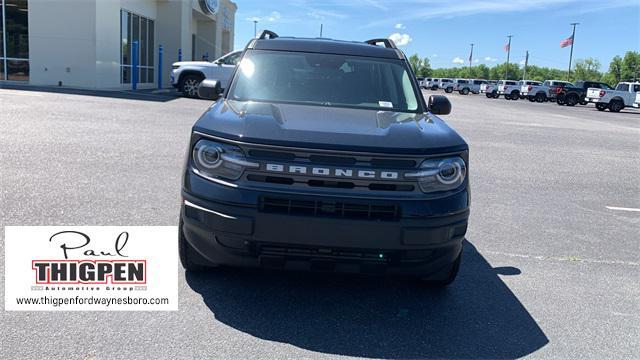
<box><xmin>265</xmin><ymin>163</ymin><xmax>399</xmax><ymax>180</ymax></box>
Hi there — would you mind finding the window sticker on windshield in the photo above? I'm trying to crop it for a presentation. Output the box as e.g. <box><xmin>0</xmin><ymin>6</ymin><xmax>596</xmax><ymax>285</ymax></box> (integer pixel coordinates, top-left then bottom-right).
<box><xmin>379</xmin><ymin>101</ymin><xmax>393</xmax><ymax>108</ymax></box>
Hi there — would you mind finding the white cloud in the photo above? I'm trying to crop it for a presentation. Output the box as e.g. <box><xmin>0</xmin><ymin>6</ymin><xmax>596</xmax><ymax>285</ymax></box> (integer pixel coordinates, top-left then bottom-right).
<box><xmin>246</xmin><ymin>11</ymin><xmax>281</xmax><ymax>23</ymax></box>
<box><xmin>388</xmin><ymin>33</ymin><xmax>412</xmax><ymax>46</ymax></box>
<box><xmin>474</xmin><ymin>59</ymin><xmax>479</xmax><ymax>63</ymax></box>
<box><xmin>395</xmin><ymin>23</ymin><xmax>406</xmax><ymax>29</ymax></box>
<box><xmin>308</xmin><ymin>9</ymin><xmax>347</xmax><ymax>20</ymax></box>
<box><xmin>452</xmin><ymin>57</ymin><xmax>465</xmax><ymax>64</ymax></box>
<box><xmin>484</xmin><ymin>56</ymin><xmax>498</xmax><ymax>62</ymax></box>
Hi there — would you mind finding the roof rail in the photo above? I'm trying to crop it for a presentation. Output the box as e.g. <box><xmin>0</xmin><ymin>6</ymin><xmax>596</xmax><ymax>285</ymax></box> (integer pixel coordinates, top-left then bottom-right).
<box><xmin>257</xmin><ymin>30</ymin><xmax>279</xmax><ymax>40</ymax></box>
<box><xmin>365</xmin><ymin>38</ymin><xmax>398</xmax><ymax>49</ymax></box>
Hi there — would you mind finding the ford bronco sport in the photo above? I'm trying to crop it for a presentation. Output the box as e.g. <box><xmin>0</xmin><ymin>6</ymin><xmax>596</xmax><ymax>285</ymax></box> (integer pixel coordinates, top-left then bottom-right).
<box><xmin>179</xmin><ymin>31</ymin><xmax>470</xmax><ymax>286</ymax></box>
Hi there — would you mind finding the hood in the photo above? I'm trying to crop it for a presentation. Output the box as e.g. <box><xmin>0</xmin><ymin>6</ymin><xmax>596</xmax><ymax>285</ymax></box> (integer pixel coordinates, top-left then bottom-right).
<box><xmin>193</xmin><ymin>100</ymin><xmax>467</xmax><ymax>154</ymax></box>
<box><xmin>173</xmin><ymin>61</ymin><xmax>212</xmax><ymax>67</ymax></box>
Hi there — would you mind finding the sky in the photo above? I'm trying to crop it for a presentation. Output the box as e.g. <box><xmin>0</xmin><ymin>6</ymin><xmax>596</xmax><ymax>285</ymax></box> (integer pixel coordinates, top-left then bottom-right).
<box><xmin>233</xmin><ymin>0</ymin><xmax>639</xmax><ymax>70</ymax></box>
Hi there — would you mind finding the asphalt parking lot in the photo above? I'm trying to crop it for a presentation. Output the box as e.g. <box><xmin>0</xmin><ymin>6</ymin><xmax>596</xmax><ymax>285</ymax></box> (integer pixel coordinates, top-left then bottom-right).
<box><xmin>1</xmin><ymin>87</ymin><xmax>638</xmax><ymax>359</ymax></box>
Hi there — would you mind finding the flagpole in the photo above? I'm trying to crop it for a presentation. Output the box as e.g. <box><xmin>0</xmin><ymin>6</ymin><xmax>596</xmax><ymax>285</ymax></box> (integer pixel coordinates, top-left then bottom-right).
<box><xmin>505</xmin><ymin>35</ymin><xmax>512</xmax><ymax>80</ymax></box>
<box><xmin>469</xmin><ymin>43</ymin><xmax>474</xmax><ymax>68</ymax></box>
<box><xmin>567</xmin><ymin>23</ymin><xmax>579</xmax><ymax>81</ymax></box>
<box><xmin>523</xmin><ymin>50</ymin><xmax>529</xmax><ymax>80</ymax></box>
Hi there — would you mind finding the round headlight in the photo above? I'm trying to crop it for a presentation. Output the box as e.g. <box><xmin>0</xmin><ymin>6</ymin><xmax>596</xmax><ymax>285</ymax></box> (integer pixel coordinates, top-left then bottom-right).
<box><xmin>436</xmin><ymin>161</ymin><xmax>462</xmax><ymax>185</ymax></box>
<box><xmin>196</xmin><ymin>145</ymin><xmax>223</xmax><ymax>169</ymax></box>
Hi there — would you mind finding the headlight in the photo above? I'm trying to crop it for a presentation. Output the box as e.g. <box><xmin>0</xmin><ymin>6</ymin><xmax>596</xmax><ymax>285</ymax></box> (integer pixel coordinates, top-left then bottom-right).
<box><xmin>192</xmin><ymin>139</ymin><xmax>258</xmax><ymax>182</ymax></box>
<box><xmin>405</xmin><ymin>157</ymin><xmax>466</xmax><ymax>193</ymax></box>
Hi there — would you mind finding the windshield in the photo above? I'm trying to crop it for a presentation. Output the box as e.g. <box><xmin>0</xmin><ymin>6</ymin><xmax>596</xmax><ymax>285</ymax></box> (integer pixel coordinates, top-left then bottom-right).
<box><xmin>228</xmin><ymin>50</ymin><xmax>420</xmax><ymax>112</ymax></box>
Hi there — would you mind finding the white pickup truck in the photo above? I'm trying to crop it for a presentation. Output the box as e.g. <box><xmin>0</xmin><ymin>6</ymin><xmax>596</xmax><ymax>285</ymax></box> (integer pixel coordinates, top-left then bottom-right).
<box><xmin>171</xmin><ymin>50</ymin><xmax>242</xmax><ymax>97</ymax></box>
<box><xmin>455</xmin><ymin>79</ymin><xmax>488</xmax><ymax>95</ymax></box>
<box><xmin>437</xmin><ymin>78</ymin><xmax>453</xmax><ymax>90</ymax></box>
<box><xmin>480</xmin><ymin>81</ymin><xmax>497</xmax><ymax>94</ymax></box>
<box><xmin>502</xmin><ymin>80</ymin><xmax>541</xmax><ymax>100</ymax></box>
<box><xmin>496</xmin><ymin>80</ymin><xmax>523</xmax><ymax>100</ymax></box>
<box><xmin>521</xmin><ymin>80</ymin><xmax>573</xmax><ymax>102</ymax></box>
<box><xmin>585</xmin><ymin>82</ymin><xmax>640</xmax><ymax>112</ymax></box>
<box><xmin>486</xmin><ymin>80</ymin><xmax>517</xmax><ymax>99</ymax></box>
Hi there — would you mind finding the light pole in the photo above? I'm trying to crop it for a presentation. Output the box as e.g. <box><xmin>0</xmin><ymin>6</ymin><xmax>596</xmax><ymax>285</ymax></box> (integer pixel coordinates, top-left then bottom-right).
<box><xmin>567</xmin><ymin>23</ymin><xmax>579</xmax><ymax>81</ymax></box>
<box><xmin>253</xmin><ymin>20</ymin><xmax>258</xmax><ymax>37</ymax></box>
<box><xmin>469</xmin><ymin>43</ymin><xmax>474</xmax><ymax>69</ymax></box>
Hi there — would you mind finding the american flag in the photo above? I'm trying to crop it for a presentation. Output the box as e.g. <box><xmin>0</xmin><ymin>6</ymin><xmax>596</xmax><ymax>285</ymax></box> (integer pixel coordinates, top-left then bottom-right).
<box><xmin>503</xmin><ymin>43</ymin><xmax>510</xmax><ymax>52</ymax></box>
<box><xmin>560</xmin><ymin>35</ymin><xmax>574</xmax><ymax>48</ymax></box>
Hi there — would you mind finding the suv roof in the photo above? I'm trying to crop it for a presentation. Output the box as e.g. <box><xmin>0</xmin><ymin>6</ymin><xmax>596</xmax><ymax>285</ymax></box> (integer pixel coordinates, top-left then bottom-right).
<box><xmin>246</xmin><ymin>30</ymin><xmax>404</xmax><ymax>60</ymax></box>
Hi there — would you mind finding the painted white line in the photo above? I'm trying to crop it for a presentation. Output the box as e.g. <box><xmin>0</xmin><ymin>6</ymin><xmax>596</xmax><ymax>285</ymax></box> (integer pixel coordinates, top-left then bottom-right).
<box><xmin>606</xmin><ymin>206</ymin><xmax>640</xmax><ymax>212</ymax></box>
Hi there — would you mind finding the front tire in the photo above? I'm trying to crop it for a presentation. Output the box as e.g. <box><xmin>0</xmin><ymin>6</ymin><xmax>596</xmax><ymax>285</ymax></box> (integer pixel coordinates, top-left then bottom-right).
<box><xmin>596</xmin><ymin>103</ymin><xmax>607</xmax><ymax>111</ymax></box>
<box><xmin>565</xmin><ymin>94</ymin><xmax>578</xmax><ymax>106</ymax></box>
<box><xmin>510</xmin><ymin>91</ymin><xmax>520</xmax><ymax>100</ymax></box>
<box><xmin>180</xmin><ymin>74</ymin><xmax>204</xmax><ymax>98</ymax></box>
<box><xmin>461</xmin><ymin>88</ymin><xmax>470</xmax><ymax>95</ymax></box>
<box><xmin>609</xmin><ymin>100</ymin><xmax>624</xmax><ymax>112</ymax></box>
<box><xmin>535</xmin><ymin>93</ymin><xmax>546</xmax><ymax>102</ymax></box>
<box><xmin>445</xmin><ymin>87</ymin><xmax>453</xmax><ymax>93</ymax></box>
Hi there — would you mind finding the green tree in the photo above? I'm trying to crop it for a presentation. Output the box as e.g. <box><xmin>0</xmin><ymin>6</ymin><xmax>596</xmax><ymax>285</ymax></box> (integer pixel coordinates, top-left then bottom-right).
<box><xmin>572</xmin><ymin>58</ymin><xmax>601</xmax><ymax>82</ymax></box>
<box><xmin>604</xmin><ymin>55</ymin><xmax>624</xmax><ymax>84</ymax></box>
<box><xmin>621</xmin><ymin>51</ymin><xmax>640</xmax><ymax>81</ymax></box>
<box><xmin>408</xmin><ymin>54</ymin><xmax>432</xmax><ymax>77</ymax></box>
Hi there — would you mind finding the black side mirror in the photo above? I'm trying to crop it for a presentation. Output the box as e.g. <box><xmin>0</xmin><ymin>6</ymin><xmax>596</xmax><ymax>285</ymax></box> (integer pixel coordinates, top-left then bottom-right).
<box><xmin>198</xmin><ymin>79</ymin><xmax>222</xmax><ymax>100</ymax></box>
<box><xmin>428</xmin><ymin>95</ymin><xmax>451</xmax><ymax>115</ymax></box>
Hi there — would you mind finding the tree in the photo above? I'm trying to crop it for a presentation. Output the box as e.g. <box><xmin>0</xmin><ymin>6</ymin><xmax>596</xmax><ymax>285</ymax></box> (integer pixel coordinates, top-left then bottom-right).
<box><xmin>604</xmin><ymin>55</ymin><xmax>623</xmax><ymax>84</ymax></box>
<box><xmin>572</xmin><ymin>58</ymin><xmax>601</xmax><ymax>82</ymax></box>
<box><xmin>621</xmin><ymin>51</ymin><xmax>640</xmax><ymax>81</ymax></box>
<box><xmin>408</xmin><ymin>54</ymin><xmax>432</xmax><ymax>77</ymax></box>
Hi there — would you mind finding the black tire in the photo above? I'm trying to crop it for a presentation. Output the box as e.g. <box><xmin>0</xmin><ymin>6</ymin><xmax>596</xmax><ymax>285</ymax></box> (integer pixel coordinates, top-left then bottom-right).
<box><xmin>510</xmin><ymin>91</ymin><xmax>519</xmax><ymax>100</ymax></box>
<box><xmin>180</xmin><ymin>74</ymin><xmax>204</xmax><ymax>98</ymax></box>
<box><xmin>535</xmin><ymin>93</ymin><xmax>546</xmax><ymax>102</ymax></box>
<box><xmin>492</xmin><ymin>92</ymin><xmax>499</xmax><ymax>98</ymax></box>
<box><xmin>179</xmin><ymin>219</ymin><xmax>210</xmax><ymax>272</ymax></box>
<box><xmin>579</xmin><ymin>101</ymin><xmax>588</xmax><ymax>106</ymax></box>
<box><xmin>420</xmin><ymin>251</ymin><xmax>462</xmax><ymax>287</ymax></box>
<box><xmin>609</xmin><ymin>100</ymin><xmax>623</xmax><ymax>112</ymax></box>
<box><xmin>556</xmin><ymin>95</ymin><xmax>566</xmax><ymax>105</ymax></box>
<box><xmin>486</xmin><ymin>93</ymin><xmax>493</xmax><ymax>98</ymax></box>
<box><xmin>596</xmin><ymin>103</ymin><xmax>608</xmax><ymax>111</ymax></box>
<box><xmin>461</xmin><ymin>88</ymin><xmax>470</xmax><ymax>95</ymax></box>
<box><xmin>528</xmin><ymin>97</ymin><xmax>536</xmax><ymax>102</ymax></box>
<box><xmin>445</xmin><ymin>87</ymin><xmax>453</xmax><ymax>93</ymax></box>
<box><xmin>565</xmin><ymin>93</ymin><xmax>579</xmax><ymax>106</ymax></box>
<box><xmin>431</xmin><ymin>86</ymin><xmax>438</xmax><ymax>91</ymax></box>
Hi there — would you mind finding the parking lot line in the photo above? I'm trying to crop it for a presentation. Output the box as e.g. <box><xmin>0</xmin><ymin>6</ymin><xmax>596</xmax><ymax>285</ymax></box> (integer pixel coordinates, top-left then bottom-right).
<box><xmin>605</xmin><ymin>206</ymin><xmax>640</xmax><ymax>212</ymax></box>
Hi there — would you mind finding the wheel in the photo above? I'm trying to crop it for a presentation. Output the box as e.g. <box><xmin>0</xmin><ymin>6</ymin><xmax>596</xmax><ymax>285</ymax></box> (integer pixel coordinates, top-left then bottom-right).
<box><xmin>535</xmin><ymin>93</ymin><xmax>546</xmax><ymax>102</ymax></box>
<box><xmin>431</xmin><ymin>86</ymin><xmax>438</xmax><ymax>91</ymax></box>
<box><xmin>596</xmin><ymin>103</ymin><xmax>607</xmax><ymax>111</ymax></box>
<box><xmin>445</xmin><ymin>87</ymin><xmax>453</xmax><ymax>93</ymax></box>
<box><xmin>486</xmin><ymin>93</ymin><xmax>492</xmax><ymax>98</ymax></box>
<box><xmin>492</xmin><ymin>92</ymin><xmax>499</xmax><ymax>98</ymax></box>
<box><xmin>579</xmin><ymin>101</ymin><xmax>588</xmax><ymax>106</ymax></box>
<box><xmin>180</xmin><ymin>74</ymin><xmax>204</xmax><ymax>98</ymax></box>
<box><xmin>528</xmin><ymin>97</ymin><xmax>536</xmax><ymax>102</ymax></box>
<box><xmin>420</xmin><ymin>251</ymin><xmax>462</xmax><ymax>287</ymax></box>
<box><xmin>461</xmin><ymin>88</ymin><xmax>470</xmax><ymax>95</ymax></box>
<box><xmin>511</xmin><ymin>91</ymin><xmax>520</xmax><ymax>100</ymax></box>
<box><xmin>179</xmin><ymin>219</ymin><xmax>210</xmax><ymax>271</ymax></box>
<box><xmin>556</xmin><ymin>95</ymin><xmax>566</xmax><ymax>105</ymax></box>
<box><xmin>565</xmin><ymin>94</ymin><xmax>578</xmax><ymax>106</ymax></box>
<box><xmin>609</xmin><ymin>100</ymin><xmax>623</xmax><ymax>112</ymax></box>
<box><xmin>504</xmin><ymin>94</ymin><xmax>511</xmax><ymax>100</ymax></box>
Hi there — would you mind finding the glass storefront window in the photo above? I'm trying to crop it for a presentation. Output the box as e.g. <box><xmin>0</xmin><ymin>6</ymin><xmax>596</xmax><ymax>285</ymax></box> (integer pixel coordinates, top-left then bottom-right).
<box><xmin>120</xmin><ymin>9</ymin><xmax>154</xmax><ymax>84</ymax></box>
<box><xmin>1</xmin><ymin>0</ymin><xmax>30</xmax><ymax>81</ymax></box>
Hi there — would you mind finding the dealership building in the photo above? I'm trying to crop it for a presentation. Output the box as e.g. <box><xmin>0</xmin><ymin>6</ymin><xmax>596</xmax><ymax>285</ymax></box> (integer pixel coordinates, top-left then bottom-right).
<box><xmin>0</xmin><ymin>0</ymin><xmax>237</xmax><ymax>89</ymax></box>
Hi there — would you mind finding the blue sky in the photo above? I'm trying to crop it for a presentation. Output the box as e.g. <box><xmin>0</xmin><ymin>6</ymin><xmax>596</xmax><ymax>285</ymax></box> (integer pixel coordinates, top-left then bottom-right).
<box><xmin>233</xmin><ymin>0</ymin><xmax>639</xmax><ymax>70</ymax></box>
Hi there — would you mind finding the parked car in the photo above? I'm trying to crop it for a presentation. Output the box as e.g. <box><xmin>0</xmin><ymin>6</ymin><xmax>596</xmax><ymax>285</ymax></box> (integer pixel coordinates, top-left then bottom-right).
<box><xmin>585</xmin><ymin>82</ymin><xmax>640</xmax><ymax>112</ymax></box>
<box><xmin>480</xmin><ymin>80</ymin><xmax>497</xmax><ymax>94</ymax></box>
<box><xmin>171</xmin><ymin>50</ymin><xmax>242</xmax><ymax>97</ymax></box>
<box><xmin>502</xmin><ymin>80</ymin><xmax>541</xmax><ymax>100</ymax></box>
<box><xmin>437</xmin><ymin>78</ymin><xmax>453</xmax><ymax>90</ymax></box>
<box><xmin>557</xmin><ymin>80</ymin><xmax>612</xmax><ymax>106</ymax></box>
<box><xmin>494</xmin><ymin>80</ymin><xmax>519</xmax><ymax>99</ymax></box>
<box><xmin>521</xmin><ymin>80</ymin><xmax>573</xmax><ymax>102</ymax></box>
<box><xmin>421</xmin><ymin>77</ymin><xmax>432</xmax><ymax>89</ymax></box>
<box><xmin>445</xmin><ymin>79</ymin><xmax>468</xmax><ymax>93</ymax></box>
<box><xmin>183</xmin><ymin>31</ymin><xmax>469</xmax><ymax>287</ymax></box>
<box><xmin>456</xmin><ymin>79</ymin><xmax>488</xmax><ymax>95</ymax></box>
<box><xmin>417</xmin><ymin>77</ymin><xmax>426</xmax><ymax>88</ymax></box>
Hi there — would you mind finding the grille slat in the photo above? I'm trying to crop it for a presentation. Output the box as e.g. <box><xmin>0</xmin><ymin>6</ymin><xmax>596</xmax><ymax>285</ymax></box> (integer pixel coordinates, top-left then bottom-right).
<box><xmin>260</xmin><ymin>197</ymin><xmax>400</xmax><ymax>221</ymax></box>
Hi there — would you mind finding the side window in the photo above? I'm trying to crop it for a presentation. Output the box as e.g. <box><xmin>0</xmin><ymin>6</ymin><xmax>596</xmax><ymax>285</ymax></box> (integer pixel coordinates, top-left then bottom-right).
<box><xmin>632</xmin><ymin>84</ymin><xmax>640</xmax><ymax>92</ymax></box>
<box><xmin>221</xmin><ymin>52</ymin><xmax>241</xmax><ymax>65</ymax></box>
<box><xmin>617</xmin><ymin>84</ymin><xmax>629</xmax><ymax>91</ymax></box>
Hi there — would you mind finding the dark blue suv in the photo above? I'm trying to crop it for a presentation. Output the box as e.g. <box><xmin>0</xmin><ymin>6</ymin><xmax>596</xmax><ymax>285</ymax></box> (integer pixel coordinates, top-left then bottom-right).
<box><xmin>179</xmin><ymin>31</ymin><xmax>469</xmax><ymax>286</ymax></box>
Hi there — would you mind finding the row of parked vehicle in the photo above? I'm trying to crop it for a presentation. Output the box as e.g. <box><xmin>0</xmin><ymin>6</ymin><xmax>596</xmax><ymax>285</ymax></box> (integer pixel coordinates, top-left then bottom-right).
<box><xmin>417</xmin><ymin>77</ymin><xmax>640</xmax><ymax>112</ymax></box>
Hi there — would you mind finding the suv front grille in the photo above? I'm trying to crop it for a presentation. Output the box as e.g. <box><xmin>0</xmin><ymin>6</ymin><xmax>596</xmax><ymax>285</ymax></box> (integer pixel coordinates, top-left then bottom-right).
<box><xmin>260</xmin><ymin>196</ymin><xmax>400</xmax><ymax>221</ymax></box>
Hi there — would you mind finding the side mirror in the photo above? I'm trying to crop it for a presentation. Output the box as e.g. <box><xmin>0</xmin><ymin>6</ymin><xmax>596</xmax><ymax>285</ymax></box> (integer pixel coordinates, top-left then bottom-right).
<box><xmin>428</xmin><ymin>95</ymin><xmax>451</xmax><ymax>115</ymax></box>
<box><xmin>197</xmin><ymin>79</ymin><xmax>222</xmax><ymax>100</ymax></box>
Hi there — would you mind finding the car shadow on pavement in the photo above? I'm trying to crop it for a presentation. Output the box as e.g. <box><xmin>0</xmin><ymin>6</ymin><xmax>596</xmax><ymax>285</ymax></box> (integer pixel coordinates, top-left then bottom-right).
<box><xmin>185</xmin><ymin>241</ymin><xmax>548</xmax><ymax>359</ymax></box>
<box><xmin>0</xmin><ymin>83</ymin><xmax>182</xmax><ymax>103</ymax></box>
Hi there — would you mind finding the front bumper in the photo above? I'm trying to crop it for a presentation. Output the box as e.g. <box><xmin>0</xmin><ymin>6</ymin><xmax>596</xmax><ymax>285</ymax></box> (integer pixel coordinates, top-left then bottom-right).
<box><xmin>180</xmin><ymin>173</ymin><xmax>469</xmax><ymax>278</ymax></box>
